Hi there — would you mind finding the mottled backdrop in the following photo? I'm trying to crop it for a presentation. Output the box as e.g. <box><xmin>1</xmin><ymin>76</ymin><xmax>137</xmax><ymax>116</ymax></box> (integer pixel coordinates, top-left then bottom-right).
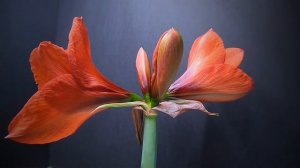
<box><xmin>1</xmin><ymin>0</ymin><xmax>299</xmax><ymax>167</ymax></box>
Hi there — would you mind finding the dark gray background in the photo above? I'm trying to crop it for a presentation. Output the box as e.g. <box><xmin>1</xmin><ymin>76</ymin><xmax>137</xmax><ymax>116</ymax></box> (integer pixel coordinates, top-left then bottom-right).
<box><xmin>1</xmin><ymin>0</ymin><xmax>299</xmax><ymax>167</ymax></box>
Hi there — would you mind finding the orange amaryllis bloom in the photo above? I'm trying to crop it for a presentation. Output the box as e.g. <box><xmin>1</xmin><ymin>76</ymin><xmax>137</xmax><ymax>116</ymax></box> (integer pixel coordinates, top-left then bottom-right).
<box><xmin>159</xmin><ymin>29</ymin><xmax>253</xmax><ymax>117</ymax></box>
<box><xmin>6</xmin><ymin>17</ymin><xmax>134</xmax><ymax>144</ymax></box>
<box><xmin>136</xmin><ymin>28</ymin><xmax>183</xmax><ymax>103</ymax></box>
<box><xmin>136</xmin><ymin>29</ymin><xmax>253</xmax><ymax>118</ymax></box>
<box><xmin>133</xmin><ymin>28</ymin><xmax>253</xmax><ymax>167</ymax></box>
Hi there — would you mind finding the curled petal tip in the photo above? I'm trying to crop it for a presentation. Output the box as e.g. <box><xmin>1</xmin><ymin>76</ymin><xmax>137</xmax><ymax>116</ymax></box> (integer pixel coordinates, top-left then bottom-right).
<box><xmin>5</xmin><ymin>133</ymin><xmax>21</xmax><ymax>140</ymax></box>
<box><xmin>153</xmin><ymin>99</ymin><xmax>218</xmax><ymax>118</ymax></box>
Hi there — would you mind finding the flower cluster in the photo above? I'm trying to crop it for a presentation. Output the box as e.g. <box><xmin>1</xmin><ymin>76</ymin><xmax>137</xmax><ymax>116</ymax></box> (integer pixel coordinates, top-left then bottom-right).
<box><xmin>6</xmin><ymin>17</ymin><xmax>253</xmax><ymax>144</ymax></box>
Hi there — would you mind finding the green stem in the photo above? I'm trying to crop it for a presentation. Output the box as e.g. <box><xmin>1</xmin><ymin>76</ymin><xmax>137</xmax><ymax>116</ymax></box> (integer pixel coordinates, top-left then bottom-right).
<box><xmin>91</xmin><ymin>101</ymin><xmax>150</xmax><ymax>114</ymax></box>
<box><xmin>141</xmin><ymin>112</ymin><xmax>157</xmax><ymax>168</ymax></box>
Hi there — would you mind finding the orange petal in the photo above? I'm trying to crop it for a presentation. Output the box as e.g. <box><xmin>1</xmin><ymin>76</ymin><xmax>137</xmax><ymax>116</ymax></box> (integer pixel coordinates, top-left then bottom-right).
<box><xmin>169</xmin><ymin>64</ymin><xmax>254</xmax><ymax>102</ymax></box>
<box><xmin>151</xmin><ymin>28</ymin><xmax>183</xmax><ymax>99</ymax></box>
<box><xmin>67</xmin><ymin>17</ymin><xmax>128</xmax><ymax>95</ymax></box>
<box><xmin>187</xmin><ymin>29</ymin><xmax>225</xmax><ymax>69</ymax></box>
<box><xmin>225</xmin><ymin>48</ymin><xmax>244</xmax><ymax>67</ymax></box>
<box><xmin>30</xmin><ymin>41</ymin><xmax>71</xmax><ymax>89</ymax></box>
<box><xmin>6</xmin><ymin>74</ymin><xmax>128</xmax><ymax>144</ymax></box>
<box><xmin>136</xmin><ymin>48</ymin><xmax>151</xmax><ymax>95</ymax></box>
<box><xmin>173</xmin><ymin>29</ymin><xmax>226</xmax><ymax>87</ymax></box>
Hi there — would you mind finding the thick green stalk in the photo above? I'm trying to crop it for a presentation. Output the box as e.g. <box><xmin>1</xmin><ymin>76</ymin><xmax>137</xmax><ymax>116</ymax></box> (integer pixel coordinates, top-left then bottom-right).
<box><xmin>141</xmin><ymin>112</ymin><xmax>157</xmax><ymax>168</ymax></box>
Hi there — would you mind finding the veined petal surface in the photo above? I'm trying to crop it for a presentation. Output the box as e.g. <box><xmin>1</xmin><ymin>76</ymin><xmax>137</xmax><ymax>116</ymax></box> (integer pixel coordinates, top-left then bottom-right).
<box><xmin>7</xmin><ymin>74</ymin><xmax>128</xmax><ymax>144</ymax></box>
<box><xmin>225</xmin><ymin>48</ymin><xmax>244</xmax><ymax>67</ymax></box>
<box><xmin>30</xmin><ymin>41</ymin><xmax>71</xmax><ymax>89</ymax></box>
<box><xmin>169</xmin><ymin>64</ymin><xmax>253</xmax><ymax>102</ymax></box>
<box><xmin>67</xmin><ymin>17</ymin><xmax>128</xmax><ymax>95</ymax></box>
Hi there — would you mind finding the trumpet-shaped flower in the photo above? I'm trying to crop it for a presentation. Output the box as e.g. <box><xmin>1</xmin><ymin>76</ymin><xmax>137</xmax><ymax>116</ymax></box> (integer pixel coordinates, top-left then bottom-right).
<box><xmin>168</xmin><ymin>29</ymin><xmax>253</xmax><ymax>104</ymax></box>
<box><xmin>6</xmin><ymin>17</ymin><xmax>133</xmax><ymax>144</ymax></box>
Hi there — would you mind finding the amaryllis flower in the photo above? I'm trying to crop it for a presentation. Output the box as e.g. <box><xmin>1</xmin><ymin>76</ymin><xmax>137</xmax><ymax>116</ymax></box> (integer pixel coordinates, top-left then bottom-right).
<box><xmin>136</xmin><ymin>28</ymin><xmax>253</xmax><ymax>118</ymax></box>
<box><xmin>168</xmin><ymin>29</ymin><xmax>253</xmax><ymax>107</ymax></box>
<box><xmin>133</xmin><ymin>28</ymin><xmax>253</xmax><ymax>168</ymax></box>
<box><xmin>6</xmin><ymin>17</ymin><xmax>137</xmax><ymax>144</ymax></box>
<box><xmin>7</xmin><ymin>17</ymin><xmax>254</xmax><ymax>168</ymax></box>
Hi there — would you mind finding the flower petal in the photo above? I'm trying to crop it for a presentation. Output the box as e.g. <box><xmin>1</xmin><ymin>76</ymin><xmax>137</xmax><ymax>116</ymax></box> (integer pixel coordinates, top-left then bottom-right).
<box><xmin>30</xmin><ymin>41</ymin><xmax>71</xmax><ymax>89</ymax></box>
<box><xmin>153</xmin><ymin>100</ymin><xmax>218</xmax><ymax>118</ymax></box>
<box><xmin>131</xmin><ymin>107</ymin><xmax>144</xmax><ymax>144</ymax></box>
<box><xmin>6</xmin><ymin>74</ymin><xmax>128</xmax><ymax>144</ymax></box>
<box><xmin>173</xmin><ymin>29</ymin><xmax>226</xmax><ymax>86</ymax></box>
<box><xmin>169</xmin><ymin>64</ymin><xmax>254</xmax><ymax>102</ymax></box>
<box><xmin>225</xmin><ymin>48</ymin><xmax>244</xmax><ymax>67</ymax></box>
<box><xmin>187</xmin><ymin>29</ymin><xmax>225</xmax><ymax>69</ymax></box>
<box><xmin>151</xmin><ymin>28</ymin><xmax>183</xmax><ymax>99</ymax></box>
<box><xmin>67</xmin><ymin>17</ymin><xmax>128</xmax><ymax>95</ymax></box>
<box><xmin>136</xmin><ymin>48</ymin><xmax>151</xmax><ymax>95</ymax></box>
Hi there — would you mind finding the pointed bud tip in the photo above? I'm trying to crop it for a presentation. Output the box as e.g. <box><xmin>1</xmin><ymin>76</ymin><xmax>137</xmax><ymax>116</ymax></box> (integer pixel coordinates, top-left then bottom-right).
<box><xmin>138</xmin><ymin>47</ymin><xmax>145</xmax><ymax>52</ymax></box>
<box><xmin>167</xmin><ymin>27</ymin><xmax>180</xmax><ymax>35</ymax></box>
<box><xmin>163</xmin><ymin>28</ymin><xmax>182</xmax><ymax>43</ymax></box>
<box><xmin>137</xmin><ymin>48</ymin><xmax>148</xmax><ymax>58</ymax></box>
<box><xmin>208</xmin><ymin>28</ymin><xmax>215</xmax><ymax>32</ymax></box>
